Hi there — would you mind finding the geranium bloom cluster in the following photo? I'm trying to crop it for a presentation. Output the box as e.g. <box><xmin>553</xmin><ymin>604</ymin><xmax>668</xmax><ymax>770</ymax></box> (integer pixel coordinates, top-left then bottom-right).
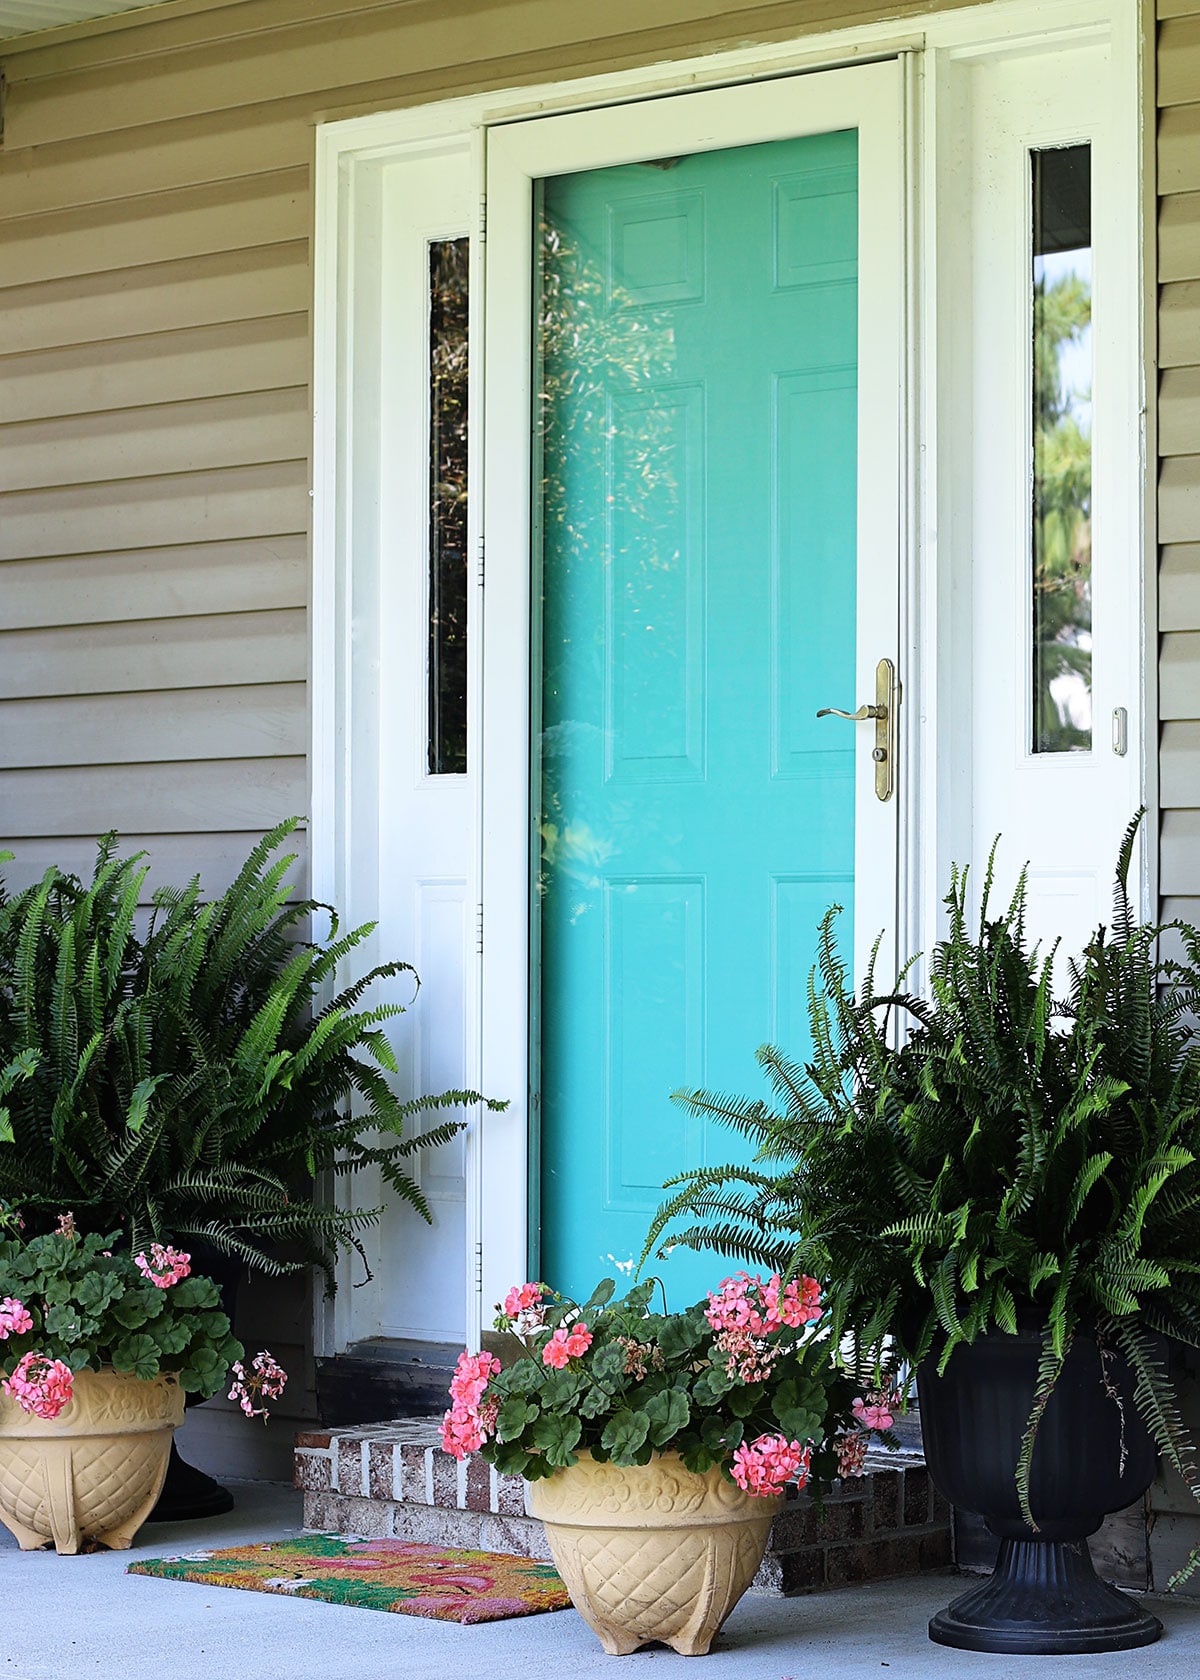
<box><xmin>618</xmin><ymin>1335</ymin><xmax>665</xmax><ymax>1381</ymax></box>
<box><xmin>704</xmin><ymin>1272</ymin><xmax>822</xmax><ymax>1384</ymax></box>
<box><xmin>440</xmin><ymin>1350</ymin><xmax>502</xmax><ymax>1459</ymax></box>
<box><xmin>134</xmin><ymin>1244</ymin><xmax>192</xmax><ymax>1290</ymax></box>
<box><xmin>3</xmin><ymin>1352</ymin><xmax>74</xmax><ymax>1419</ymax></box>
<box><xmin>227</xmin><ymin>1350</ymin><xmax>288</xmax><ymax>1419</ymax></box>
<box><xmin>731</xmin><ymin>1433</ymin><xmax>811</xmax><ymax>1497</ymax></box>
<box><xmin>835</xmin><ymin>1430</ymin><xmax>869</xmax><ymax>1478</ymax></box>
<box><xmin>853</xmin><ymin>1387</ymin><xmax>898</xmax><ymax>1433</ymax></box>
<box><xmin>498</xmin><ymin>1281</ymin><xmax>549</xmax><ymax>1340</ymax></box>
<box><xmin>706</xmin><ymin>1272</ymin><xmax>821</xmax><ymax>1336</ymax></box>
<box><xmin>0</xmin><ymin>1297</ymin><xmax>33</xmax><ymax>1340</ymax></box>
<box><xmin>542</xmin><ymin>1323</ymin><xmax>593</xmax><ymax>1369</ymax></box>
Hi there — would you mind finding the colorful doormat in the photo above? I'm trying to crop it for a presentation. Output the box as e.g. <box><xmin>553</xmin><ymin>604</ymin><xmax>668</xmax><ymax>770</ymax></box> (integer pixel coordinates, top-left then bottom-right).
<box><xmin>128</xmin><ymin>1533</ymin><xmax>571</xmax><ymax>1624</ymax></box>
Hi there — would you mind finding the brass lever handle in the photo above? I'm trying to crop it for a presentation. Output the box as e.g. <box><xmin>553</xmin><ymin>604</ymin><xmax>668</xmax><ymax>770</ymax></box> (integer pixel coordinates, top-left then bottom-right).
<box><xmin>816</xmin><ymin>703</ymin><xmax>887</xmax><ymax>721</ymax></box>
<box><xmin>815</xmin><ymin>659</ymin><xmax>898</xmax><ymax>802</ymax></box>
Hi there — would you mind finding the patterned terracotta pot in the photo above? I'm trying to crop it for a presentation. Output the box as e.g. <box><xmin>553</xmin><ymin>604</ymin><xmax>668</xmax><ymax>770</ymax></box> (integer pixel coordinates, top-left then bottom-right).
<box><xmin>0</xmin><ymin>1367</ymin><xmax>185</xmax><ymax>1555</ymax></box>
<box><xmin>528</xmin><ymin>1451</ymin><xmax>780</xmax><ymax>1656</ymax></box>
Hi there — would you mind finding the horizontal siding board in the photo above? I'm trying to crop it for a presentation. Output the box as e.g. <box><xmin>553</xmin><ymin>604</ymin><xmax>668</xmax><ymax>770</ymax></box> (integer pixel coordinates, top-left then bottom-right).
<box><xmin>0</xmin><ymin>168</ymin><xmax>309</xmax><ymax>290</ymax></box>
<box><xmin>6</xmin><ymin>0</ymin><xmax>967</xmax><ymax>146</ymax></box>
<box><xmin>1159</xmin><ymin>103</ymin><xmax>1200</xmax><ymax>196</ymax></box>
<box><xmin>0</xmin><ymin>828</ymin><xmax>310</xmax><ymax>900</ymax></box>
<box><xmin>1162</xmin><ymin>898</ymin><xmax>1200</xmax><ymax>928</ymax></box>
<box><xmin>1159</xmin><ymin>454</ymin><xmax>1200</xmax><ymax>544</ymax></box>
<box><xmin>0</xmin><ymin>757</ymin><xmax>307</xmax><ymax>837</ymax></box>
<box><xmin>0</xmin><ymin>112</ymin><xmax>310</xmax><ymax>222</ymax></box>
<box><xmin>0</xmin><ymin>537</ymin><xmax>307</xmax><ymax>629</ymax></box>
<box><xmin>0</xmin><ymin>684</ymin><xmax>306</xmax><ymax>767</ymax></box>
<box><xmin>1160</xmin><ymin>15</ymin><xmax>1200</xmax><ymax>107</ymax></box>
<box><xmin>1160</xmin><ymin>631</ymin><xmax>1200</xmax><ymax>720</ymax></box>
<box><xmin>0</xmin><ymin>316</ymin><xmax>308</xmax><ymax>423</ymax></box>
<box><xmin>1162</xmin><ymin>809</ymin><xmax>1200</xmax><ymax>896</ymax></box>
<box><xmin>0</xmin><ymin>244</ymin><xmax>309</xmax><ymax>357</ymax></box>
<box><xmin>0</xmin><ymin>389</ymin><xmax>310</xmax><ymax>492</ymax></box>
<box><xmin>0</xmin><ymin>609</ymin><xmax>306</xmax><ymax>698</ymax></box>
<box><xmin>0</xmin><ymin>462</ymin><xmax>307</xmax><ymax>560</ymax></box>
<box><xmin>1160</xmin><ymin>545</ymin><xmax>1200</xmax><ymax>631</ymax></box>
<box><xmin>1160</xmin><ymin>367</ymin><xmax>1200</xmax><ymax>455</ymax></box>
<box><xmin>1160</xmin><ymin>190</ymin><xmax>1200</xmax><ymax>281</ymax></box>
<box><xmin>1161</xmin><ymin>721</ymin><xmax>1200</xmax><ymax>804</ymax></box>
<box><xmin>1159</xmin><ymin>280</ymin><xmax>1200</xmax><ymax>366</ymax></box>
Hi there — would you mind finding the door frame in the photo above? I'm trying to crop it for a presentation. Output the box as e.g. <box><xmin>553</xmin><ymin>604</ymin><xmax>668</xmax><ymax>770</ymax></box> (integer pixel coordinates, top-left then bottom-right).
<box><xmin>311</xmin><ymin>0</ymin><xmax>1145</xmax><ymax>1355</ymax></box>
<box><xmin>482</xmin><ymin>64</ymin><xmax>905</xmax><ymax>1305</ymax></box>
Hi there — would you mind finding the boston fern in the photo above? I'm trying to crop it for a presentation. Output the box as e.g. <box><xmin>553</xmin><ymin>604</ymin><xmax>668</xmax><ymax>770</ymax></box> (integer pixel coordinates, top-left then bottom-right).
<box><xmin>644</xmin><ymin>815</ymin><xmax>1200</xmax><ymax>1533</ymax></box>
<box><xmin>0</xmin><ymin>820</ymin><xmax>502</xmax><ymax>1288</ymax></box>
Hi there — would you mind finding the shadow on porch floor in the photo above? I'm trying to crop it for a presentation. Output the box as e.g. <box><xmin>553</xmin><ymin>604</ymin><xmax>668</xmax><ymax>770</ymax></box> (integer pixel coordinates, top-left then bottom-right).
<box><xmin>2</xmin><ymin>1480</ymin><xmax>1199</xmax><ymax>1680</ymax></box>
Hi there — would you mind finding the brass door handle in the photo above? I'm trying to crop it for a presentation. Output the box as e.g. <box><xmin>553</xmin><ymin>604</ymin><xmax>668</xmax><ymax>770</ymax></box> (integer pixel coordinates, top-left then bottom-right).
<box><xmin>816</xmin><ymin>659</ymin><xmax>898</xmax><ymax>802</ymax></box>
<box><xmin>816</xmin><ymin>703</ymin><xmax>886</xmax><ymax>721</ymax></box>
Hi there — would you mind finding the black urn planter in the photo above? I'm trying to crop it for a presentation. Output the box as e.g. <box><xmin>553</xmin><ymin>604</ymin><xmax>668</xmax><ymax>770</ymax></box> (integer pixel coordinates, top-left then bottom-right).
<box><xmin>917</xmin><ymin>1320</ymin><xmax>1163</xmax><ymax>1655</ymax></box>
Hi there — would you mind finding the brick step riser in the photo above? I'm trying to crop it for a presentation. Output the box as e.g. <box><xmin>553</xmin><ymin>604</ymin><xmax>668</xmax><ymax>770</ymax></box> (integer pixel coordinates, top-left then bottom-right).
<box><xmin>295</xmin><ymin>1424</ymin><xmax>951</xmax><ymax>1597</ymax></box>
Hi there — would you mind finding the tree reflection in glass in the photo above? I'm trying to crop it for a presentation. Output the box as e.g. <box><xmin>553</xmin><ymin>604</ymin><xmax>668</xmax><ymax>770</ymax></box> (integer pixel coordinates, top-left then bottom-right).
<box><xmin>1032</xmin><ymin>145</ymin><xmax>1092</xmax><ymax>754</ymax></box>
<box><xmin>535</xmin><ymin>190</ymin><xmax>681</xmax><ymax>907</ymax></box>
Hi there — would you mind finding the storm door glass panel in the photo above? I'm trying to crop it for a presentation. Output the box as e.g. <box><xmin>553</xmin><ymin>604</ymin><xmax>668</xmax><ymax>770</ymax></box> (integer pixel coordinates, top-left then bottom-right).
<box><xmin>536</xmin><ymin>133</ymin><xmax>860</xmax><ymax>1306</ymax></box>
<box><xmin>428</xmin><ymin>237</ymin><xmax>469</xmax><ymax>775</ymax></box>
<box><xmin>1032</xmin><ymin>145</ymin><xmax>1092</xmax><ymax>753</ymax></box>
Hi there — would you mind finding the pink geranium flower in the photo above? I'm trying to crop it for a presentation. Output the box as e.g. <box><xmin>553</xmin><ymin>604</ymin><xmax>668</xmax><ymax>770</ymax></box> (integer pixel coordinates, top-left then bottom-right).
<box><xmin>438</xmin><ymin>1349</ymin><xmax>502</xmax><ymax>1459</ymax></box>
<box><xmin>0</xmin><ymin>1297</ymin><xmax>33</xmax><ymax>1340</ymax></box>
<box><xmin>541</xmin><ymin>1328</ymin><xmax>572</xmax><ymax>1368</ymax></box>
<box><xmin>227</xmin><ymin>1350</ymin><xmax>288</xmax><ymax>1419</ymax></box>
<box><xmin>730</xmin><ymin>1433</ymin><xmax>811</xmax><ymax>1497</ymax></box>
<box><xmin>853</xmin><ymin>1393</ymin><xmax>896</xmax><ymax>1432</ymax></box>
<box><xmin>564</xmin><ymin>1325</ymin><xmax>592</xmax><ymax>1359</ymax></box>
<box><xmin>134</xmin><ymin>1244</ymin><xmax>192</xmax><ymax>1289</ymax></box>
<box><xmin>3</xmin><ymin>1352</ymin><xmax>74</xmax><ymax>1420</ymax></box>
<box><xmin>503</xmin><ymin>1282</ymin><xmax>544</xmax><ymax>1318</ymax></box>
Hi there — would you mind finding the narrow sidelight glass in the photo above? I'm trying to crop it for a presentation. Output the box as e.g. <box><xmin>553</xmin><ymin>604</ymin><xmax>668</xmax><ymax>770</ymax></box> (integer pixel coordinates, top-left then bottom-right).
<box><xmin>1031</xmin><ymin>144</ymin><xmax>1092</xmax><ymax>754</ymax></box>
<box><xmin>428</xmin><ymin>237</ymin><xmax>470</xmax><ymax>775</ymax></box>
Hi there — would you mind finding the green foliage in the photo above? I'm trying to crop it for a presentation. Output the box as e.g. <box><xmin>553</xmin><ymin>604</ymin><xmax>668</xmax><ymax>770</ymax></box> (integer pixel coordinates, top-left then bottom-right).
<box><xmin>0</xmin><ymin>1225</ymin><xmax>240</xmax><ymax>1399</ymax></box>
<box><xmin>0</xmin><ymin>820</ymin><xmax>506</xmax><ymax>1290</ymax></box>
<box><xmin>474</xmin><ymin>1279</ymin><xmax>860</xmax><ymax>1486</ymax></box>
<box><xmin>645</xmin><ymin>814</ymin><xmax>1200</xmax><ymax>1531</ymax></box>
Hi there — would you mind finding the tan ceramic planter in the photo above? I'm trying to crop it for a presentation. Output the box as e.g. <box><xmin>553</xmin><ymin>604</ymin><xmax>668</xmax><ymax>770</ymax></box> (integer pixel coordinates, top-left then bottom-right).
<box><xmin>528</xmin><ymin>1451</ymin><xmax>781</xmax><ymax>1656</ymax></box>
<box><xmin>0</xmin><ymin>1367</ymin><xmax>185</xmax><ymax>1555</ymax></box>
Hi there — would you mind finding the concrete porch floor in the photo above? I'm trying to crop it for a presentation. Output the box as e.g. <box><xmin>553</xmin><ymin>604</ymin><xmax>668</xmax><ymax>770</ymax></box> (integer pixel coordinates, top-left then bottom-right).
<box><xmin>4</xmin><ymin>1481</ymin><xmax>1200</xmax><ymax>1680</ymax></box>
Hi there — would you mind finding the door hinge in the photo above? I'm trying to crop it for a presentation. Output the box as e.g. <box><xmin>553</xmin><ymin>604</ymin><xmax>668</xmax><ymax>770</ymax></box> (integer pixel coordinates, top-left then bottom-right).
<box><xmin>474</xmin><ymin>1241</ymin><xmax>484</xmax><ymax>1291</ymax></box>
<box><xmin>477</xmin><ymin>534</ymin><xmax>485</xmax><ymax>589</ymax></box>
<box><xmin>476</xmin><ymin>903</ymin><xmax>484</xmax><ymax>955</ymax></box>
<box><xmin>479</xmin><ymin>194</ymin><xmax>487</xmax><ymax>243</ymax></box>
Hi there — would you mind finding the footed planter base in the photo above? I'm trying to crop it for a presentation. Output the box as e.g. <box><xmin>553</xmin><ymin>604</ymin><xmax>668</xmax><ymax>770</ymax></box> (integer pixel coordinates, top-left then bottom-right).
<box><xmin>528</xmin><ymin>1452</ymin><xmax>780</xmax><ymax>1656</ymax></box>
<box><xmin>930</xmin><ymin>1537</ymin><xmax>1162</xmax><ymax>1655</ymax></box>
<box><xmin>0</xmin><ymin>1368</ymin><xmax>185</xmax><ymax>1555</ymax></box>
<box><xmin>919</xmin><ymin>1322</ymin><xmax>1164</xmax><ymax>1657</ymax></box>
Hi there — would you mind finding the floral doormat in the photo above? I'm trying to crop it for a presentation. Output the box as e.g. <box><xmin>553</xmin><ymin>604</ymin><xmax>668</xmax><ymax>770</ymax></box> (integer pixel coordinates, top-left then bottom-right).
<box><xmin>127</xmin><ymin>1533</ymin><xmax>571</xmax><ymax>1623</ymax></box>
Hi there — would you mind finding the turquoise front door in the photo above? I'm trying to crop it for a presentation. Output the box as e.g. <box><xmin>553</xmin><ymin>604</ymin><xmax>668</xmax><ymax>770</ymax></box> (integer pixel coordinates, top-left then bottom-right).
<box><xmin>535</xmin><ymin>128</ymin><xmax>862</xmax><ymax>1308</ymax></box>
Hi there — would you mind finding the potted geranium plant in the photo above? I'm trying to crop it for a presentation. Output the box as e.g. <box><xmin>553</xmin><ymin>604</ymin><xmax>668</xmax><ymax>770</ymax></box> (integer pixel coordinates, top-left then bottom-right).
<box><xmin>644</xmin><ymin>815</ymin><xmax>1200</xmax><ymax>1655</ymax></box>
<box><xmin>0</xmin><ymin>1207</ymin><xmax>285</xmax><ymax>1555</ymax></box>
<box><xmin>439</xmin><ymin>1272</ymin><xmax>895</xmax><ymax>1656</ymax></box>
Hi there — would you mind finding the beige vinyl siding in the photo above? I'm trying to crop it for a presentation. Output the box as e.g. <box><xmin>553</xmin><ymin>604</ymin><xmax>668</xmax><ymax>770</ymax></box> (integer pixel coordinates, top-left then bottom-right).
<box><xmin>1160</xmin><ymin>8</ymin><xmax>1200</xmax><ymax>909</ymax></box>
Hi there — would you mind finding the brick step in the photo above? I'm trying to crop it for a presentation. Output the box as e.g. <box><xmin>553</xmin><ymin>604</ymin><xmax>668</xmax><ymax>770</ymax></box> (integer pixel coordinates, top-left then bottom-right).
<box><xmin>295</xmin><ymin>1418</ymin><xmax>952</xmax><ymax>1595</ymax></box>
